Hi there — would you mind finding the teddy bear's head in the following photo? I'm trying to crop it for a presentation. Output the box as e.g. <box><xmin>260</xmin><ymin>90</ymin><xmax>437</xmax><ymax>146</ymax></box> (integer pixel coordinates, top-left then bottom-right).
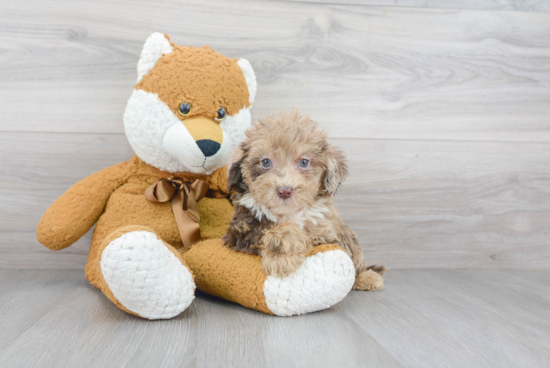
<box><xmin>123</xmin><ymin>33</ymin><xmax>257</xmax><ymax>174</ymax></box>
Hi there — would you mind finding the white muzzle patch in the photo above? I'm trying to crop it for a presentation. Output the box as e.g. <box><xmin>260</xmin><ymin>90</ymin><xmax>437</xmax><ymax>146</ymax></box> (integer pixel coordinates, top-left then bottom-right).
<box><xmin>163</xmin><ymin>122</ymin><xmax>232</xmax><ymax>174</ymax></box>
<box><xmin>124</xmin><ymin>89</ymin><xmax>252</xmax><ymax>174</ymax></box>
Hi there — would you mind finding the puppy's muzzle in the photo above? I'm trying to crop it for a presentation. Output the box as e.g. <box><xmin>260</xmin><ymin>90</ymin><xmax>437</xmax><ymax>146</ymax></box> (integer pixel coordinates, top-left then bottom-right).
<box><xmin>277</xmin><ymin>186</ymin><xmax>293</xmax><ymax>199</ymax></box>
<box><xmin>183</xmin><ymin>116</ymin><xmax>223</xmax><ymax>157</ymax></box>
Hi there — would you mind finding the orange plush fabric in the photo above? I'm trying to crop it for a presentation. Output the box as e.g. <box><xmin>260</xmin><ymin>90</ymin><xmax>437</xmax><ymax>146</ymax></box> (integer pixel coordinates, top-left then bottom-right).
<box><xmin>136</xmin><ymin>38</ymin><xmax>251</xmax><ymax>122</ymax></box>
<box><xmin>183</xmin><ymin>239</ymin><xmax>272</xmax><ymax>314</ymax></box>
<box><xmin>37</xmin><ymin>154</ymin><xmax>233</xmax><ymax>288</ymax></box>
<box><xmin>182</xmin><ymin>241</ymin><xmax>345</xmax><ymax>315</ymax></box>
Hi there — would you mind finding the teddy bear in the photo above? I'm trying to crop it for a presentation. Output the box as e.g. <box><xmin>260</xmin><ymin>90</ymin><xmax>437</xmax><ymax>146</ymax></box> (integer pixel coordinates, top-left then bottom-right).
<box><xmin>36</xmin><ymin>33</ymin><xmax>356</xmax><ymax>319</ymax></box>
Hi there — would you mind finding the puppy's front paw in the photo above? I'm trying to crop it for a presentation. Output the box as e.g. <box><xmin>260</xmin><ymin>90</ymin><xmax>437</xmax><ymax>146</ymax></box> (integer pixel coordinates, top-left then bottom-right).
<box><xmin>262</xmin><ymin>252</ymin><xmax>306</xmax><ymax>277</ymax></box>
<box><xmin>262</xmin><ymin>222</ymin><xmax>309</xmax><ymax>254</ymax></box>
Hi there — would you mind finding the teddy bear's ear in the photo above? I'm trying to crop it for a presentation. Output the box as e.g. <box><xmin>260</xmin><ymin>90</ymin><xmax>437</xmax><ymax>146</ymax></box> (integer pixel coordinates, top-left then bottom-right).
<box><xmin>136</xmin><ymin>33</ymin><xmax>174</xmax><ymax>82</ymax></box>
<box><xmin>237</xmin><ymin>59</ymin><xmax>257</xmax><ymax>104</ymax></box>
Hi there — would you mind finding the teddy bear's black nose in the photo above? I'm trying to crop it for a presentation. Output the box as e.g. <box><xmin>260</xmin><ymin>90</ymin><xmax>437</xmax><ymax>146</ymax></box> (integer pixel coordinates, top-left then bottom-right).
<box><xmin>196</xmin><ymin>140</ymin><xmax>221</xmax><ymax>157</ymax></box>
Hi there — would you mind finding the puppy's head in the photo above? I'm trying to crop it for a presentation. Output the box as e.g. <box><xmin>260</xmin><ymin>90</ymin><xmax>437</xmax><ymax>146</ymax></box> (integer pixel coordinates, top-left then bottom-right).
<box><xmin>228</xmin><ymin>110</ymin><xmax>348</xmax><ymax>216</ymax></box>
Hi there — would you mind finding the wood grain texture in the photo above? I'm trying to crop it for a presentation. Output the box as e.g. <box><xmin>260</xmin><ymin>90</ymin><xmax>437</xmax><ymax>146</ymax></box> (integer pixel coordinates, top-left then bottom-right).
<box><xmin>280</xmin><ymin>0</ymin><xmax>550</xmax><ymax>12</ymax></box>
<box><xmin>1</xmin><ymin>269</ymin><xmax>549</xmax><ymax>367</ymax></box>
<box><xmin>0</xmin><ymin>0</ymin><xmax>549</xmax><ymax>142</ymax></box>
<box><xmin>337</xmin><ymin>269</ymin><xmax>550</xmax><ymax>367</ymax></box>
<box><xmin>0</xmin><ymin>232</ymin><xmax>91</xmax><ymax>270</ymax></box>
<box><xmin>0</xmin><ymin>0</ymin><xmax>549</xmax><ymax>270</ymax></box>
<box><xmin>0</xmin><ymin>269</ymin><xmax>83</xmax><ymax>350</ymax></box>
<box><xmin>2</xmin><ymin>133</ymin><xmax>548</xmax><ymax>270</ymax></box>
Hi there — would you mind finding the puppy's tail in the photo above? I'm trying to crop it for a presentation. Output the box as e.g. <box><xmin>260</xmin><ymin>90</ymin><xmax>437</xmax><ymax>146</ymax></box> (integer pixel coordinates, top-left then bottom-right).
<box><xmin>366</xmin><ymin>265</ymin><xmax>388</xmax><ymax>275</ymax></box>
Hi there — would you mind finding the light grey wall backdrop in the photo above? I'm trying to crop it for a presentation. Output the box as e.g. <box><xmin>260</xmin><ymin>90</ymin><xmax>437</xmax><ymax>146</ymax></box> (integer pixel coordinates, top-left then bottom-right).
<box><xmin>1</xmin><ymin>0</ymin><xmax>549</xmax><ymax>270</ymax></box>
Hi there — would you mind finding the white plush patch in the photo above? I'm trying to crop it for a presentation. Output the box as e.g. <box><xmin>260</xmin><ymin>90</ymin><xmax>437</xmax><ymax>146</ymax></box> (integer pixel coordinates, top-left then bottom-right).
<box><xmin>100</xmin><ymin>231</ymin><xmax>195</xmax><ymax>320</ymax></box>
<box><xmin>220</xmin><ymin>106</ymin><xmax>252</xmax><ymax>159</ymax></box>
<box><xmin>163</xmin><ymin>121</ymin><xmax>211</xmax><ymax>172</ymax></box>
<box><xmin>237</xmin><ymin>59</ymin><xmax>257</xmax><ymax>104</ymax></box>
<box><xmin>137</xmin><ymin>33</ymin><xmax>173</xmax><ymax>82</ymax></box>
<box><xmin>124</xmin><ymin>89</ymin><xmax>253</xmax><ymax>174</ymax></box>
<box><xmin>263</xmin><ymin>249</ymin><xmax>355</xmax><ymax>316</ymax></box>
<box><xmin>124</xmin><ymin>89</ymin><xmax>185</xmax><ymax>172</ymax></box>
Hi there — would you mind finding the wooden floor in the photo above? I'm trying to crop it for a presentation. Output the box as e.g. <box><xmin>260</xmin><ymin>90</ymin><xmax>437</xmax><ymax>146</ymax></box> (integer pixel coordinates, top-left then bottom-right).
<box><xmin>0</xmin><ymin>269</ymin><xmax>548</xmax><ymax>368</ymax></box>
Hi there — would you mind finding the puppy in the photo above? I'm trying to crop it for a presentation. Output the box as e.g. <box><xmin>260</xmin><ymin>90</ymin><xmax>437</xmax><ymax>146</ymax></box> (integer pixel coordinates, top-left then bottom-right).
<box><xmin>222</xmin><ymin>110</ymin><xmax>386</xmax><ymax>291</ymax></box>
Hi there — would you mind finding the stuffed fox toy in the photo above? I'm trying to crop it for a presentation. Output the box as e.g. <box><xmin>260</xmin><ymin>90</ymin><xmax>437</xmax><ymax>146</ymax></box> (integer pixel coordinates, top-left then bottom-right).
<box><xmin>36</xmin><ymin>33</ymin><xmax>356</xmax><ymax>319</ymax></box>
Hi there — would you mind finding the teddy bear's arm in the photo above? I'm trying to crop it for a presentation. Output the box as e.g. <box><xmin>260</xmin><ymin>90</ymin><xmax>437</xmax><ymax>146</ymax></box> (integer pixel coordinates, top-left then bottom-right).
<box><xmin>36</xmin><ymin>162</ymin><xmax>131</xmax><ymax>251</ymax></box>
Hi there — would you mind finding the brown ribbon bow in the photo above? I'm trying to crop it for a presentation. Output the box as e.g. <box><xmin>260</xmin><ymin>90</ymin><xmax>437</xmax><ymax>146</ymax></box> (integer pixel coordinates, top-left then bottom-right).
<box><xmin>145</xmin><ymin>178</ymin><xmax>227</xmax><ymax>249</ymax></box>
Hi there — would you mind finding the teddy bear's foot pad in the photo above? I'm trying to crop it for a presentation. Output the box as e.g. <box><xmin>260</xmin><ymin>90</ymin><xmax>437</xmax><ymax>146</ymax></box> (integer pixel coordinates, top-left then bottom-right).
<box><xmin>263</xmin><ymin>248</ymin><xmax>355</xmax><ymax>316</ymax></box>
<box><xmin>100</xmin><ymin>231</ymin><xmax>195</xmax><ymax>319</ymax></box>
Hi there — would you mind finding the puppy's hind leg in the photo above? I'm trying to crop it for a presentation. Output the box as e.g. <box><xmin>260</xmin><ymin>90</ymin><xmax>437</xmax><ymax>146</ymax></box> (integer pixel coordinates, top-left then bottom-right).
<box><xmin>352</xmin><ymin>251</ymin><xmax>386</xmax><ymax>291</ymax></box>
<box><xmin>337</xmin><ymin>224</ymin><xmax>386</xmax><ymax>291</ymax></box>
<box><xmin>354</xmin><ymin>268</ymin><xmax>385</xmax><ymax>291</ymax></box>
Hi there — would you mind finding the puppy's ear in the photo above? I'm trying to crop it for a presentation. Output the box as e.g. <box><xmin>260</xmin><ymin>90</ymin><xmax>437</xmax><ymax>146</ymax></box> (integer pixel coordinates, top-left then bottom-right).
<box><xmin>322</xmin><ymin>144</ymin><xmax>348</xmax><ymax>196</ymax></box>
<box><xmin>227</xmin><ymin>145</ymin><xmax>249</xmax><ymax>194</ymax></box>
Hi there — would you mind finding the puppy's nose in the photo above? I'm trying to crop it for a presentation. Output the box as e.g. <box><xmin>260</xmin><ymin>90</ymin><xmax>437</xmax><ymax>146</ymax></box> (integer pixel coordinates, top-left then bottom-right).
<box><xmin>277</xmin><ymin>186</ymin><xmax>293</xmax><ymax>199</ymax></box>
<box><xmin>196</xmin><ymin>139</ymin><xmax>221</xmax><ymax>157</ymax></box>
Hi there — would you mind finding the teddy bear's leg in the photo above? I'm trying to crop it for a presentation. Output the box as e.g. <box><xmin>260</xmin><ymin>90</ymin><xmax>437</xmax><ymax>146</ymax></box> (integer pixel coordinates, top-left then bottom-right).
<box><xmin>181</xmin><ymin>240</ymin><xmax>355</xmax><ymax>316</ymax></box>
<box><xmin>85</xmin><ymin>225</ymin><xmax>195</xmax><ymax>319</ymax></box>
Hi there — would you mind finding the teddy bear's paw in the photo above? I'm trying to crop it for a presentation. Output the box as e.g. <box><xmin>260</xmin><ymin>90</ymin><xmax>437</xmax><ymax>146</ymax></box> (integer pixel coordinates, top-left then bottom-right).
<box><xmin>263</xmin><ymin>246</ymin><xmax>355</xmax><ymax>316</ymax></box>
<box><xmin>100</xmin><ymin>230</ymin><xmax>195</xmax><ymax>319</ymax></box>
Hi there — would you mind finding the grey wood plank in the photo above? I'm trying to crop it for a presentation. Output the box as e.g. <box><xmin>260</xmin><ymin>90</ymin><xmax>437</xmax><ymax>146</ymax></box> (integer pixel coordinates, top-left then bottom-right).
<box><xmin>0</xmin><ymin>270</ymin><xmax>401</xmax><ymax>368</ymax></box>
<box><xmin>0</xmin><ymin>133</ymin><xmax>134</xmax><ymax>233</ymax></box>
<box><xmin>0</xmin><ymin>273</ymin><xmax>198</xmax><ymax>367</ymax></box>
<box><xmin>1</xmin><ymin>132</ymin><xmax>549</xmax><ymax>270</ymax></box>
<box><xmin>1</xmin><ymin>0</ymin><xmax>549</xmax><ymax>142</ymax></box>
<box><xmin>0</xmin><ymin>269</ymin><xmax>83</xmax><ymax>349</ymax></box>
<box><xmin>340</xmin><ymin>138</ymin><xmax>550</xmax><ymax>269</ymax></box>
<box><xmin>0</xmin><ymin>231</ymin><xmax>90</xmax><ymax>270</ymax></box>
<box><xmin>0</xmin><ymin>270</ymin><xmax>198</xmax><ymax>368</ymax></box>
<box><xmin>189</xmin><ymin>292</ymin><xmax>402</xmax><ymax>368</ymax></box>
<box><xmin>1</xmin><ymin>269</ymin><xmax>549</xmax><ymax>368</ymax></box>
<box><xmin>338</xmin><ymin>269</ymin><xmax>550</xmax><ymax>367</ymax></box>
<box><xmin>279</xmin><ymin>0</ymin><xmax>550</xmax><ymax>12</ymax></box>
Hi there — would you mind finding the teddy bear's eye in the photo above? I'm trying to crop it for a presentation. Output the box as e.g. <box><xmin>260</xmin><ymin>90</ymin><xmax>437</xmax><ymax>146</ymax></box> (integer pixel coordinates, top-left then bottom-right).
<box><xmin>261</xmin><ymin>158</ymin><xmax>271</xmax><ymax>169</ymax></box>
<box><xmin>299</xmin><ymin>159</ymin><xmax>310</xmax><ymax>168</ymax></box>
<box><xmin>215</xmin><ymin>107</ymin><xmax>226</xmax><ymax>122</ymax></box>
<box><xmin>178</xmin><ymin>103</ymin><xmax>191</xmax><ymax>117</ymax></box>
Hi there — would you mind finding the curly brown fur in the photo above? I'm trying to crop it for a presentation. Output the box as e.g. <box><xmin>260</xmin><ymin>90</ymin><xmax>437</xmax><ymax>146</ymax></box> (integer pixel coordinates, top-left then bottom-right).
<box><xmin>222</xmin><ymin>110</ymin><xmax>386</xmax><ymax>289</ymax></box>
<box><xmin>224</xmin><ymin>203</ymin><xmax>274</xmax><ymax>255</ymax></box>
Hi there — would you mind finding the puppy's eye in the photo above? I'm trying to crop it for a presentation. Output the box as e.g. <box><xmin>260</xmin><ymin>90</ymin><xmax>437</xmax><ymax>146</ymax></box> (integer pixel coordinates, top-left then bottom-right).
<box><xmin>299</xmin><ymin>159</ymin><xmax>310</xmax><ymax>168</ymax></box>
<box><xmin>178</xmin><ymin>103</ymin><xmax>192</xmax><ymax>117</ymax></box>
<box><xmin>215</xmin><ymin>107</ymin><xmax>226</xmax><ymax>122</ymax></box>
<box><xmin>261</xmin><ymin>158</ymin><xmax>271</xmax><ymax>169</ymax></box>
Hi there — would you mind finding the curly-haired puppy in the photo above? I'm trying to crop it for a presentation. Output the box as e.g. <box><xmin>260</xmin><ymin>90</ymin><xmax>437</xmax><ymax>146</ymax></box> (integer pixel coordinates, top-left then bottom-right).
<box><xmin>222</xmin><ymin>110</ymin><xmax>386</xmax><ymax>291</ymax></box>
